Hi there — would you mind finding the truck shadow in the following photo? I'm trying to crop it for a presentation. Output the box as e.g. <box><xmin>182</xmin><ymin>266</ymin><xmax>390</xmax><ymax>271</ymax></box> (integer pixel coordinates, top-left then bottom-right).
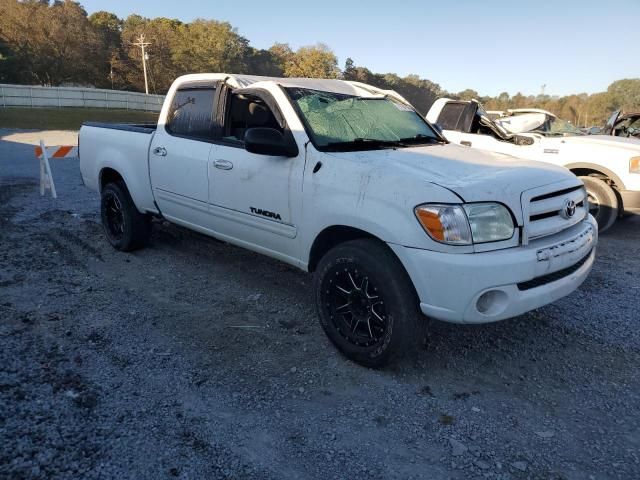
<box><xmin>148</xmin><ymin>218</ymin><xmax>613</xmax><ymax>383</ymax></box>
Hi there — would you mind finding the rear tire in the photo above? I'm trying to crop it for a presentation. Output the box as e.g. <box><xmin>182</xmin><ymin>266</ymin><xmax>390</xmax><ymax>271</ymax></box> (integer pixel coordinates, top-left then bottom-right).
<box><xmin>101</xmin><ymin>181</ymin><xmax>151</xmax><ymax>251</ymax></box>
<box><xmin>314</xmin><ymin>239</ymin><xmax>425</xmax><ymax>368</ymax></box>
<box><xmin>579</xmin><ymin>176</ymin><xmax>618</xmax><ymax>233</ymax></box>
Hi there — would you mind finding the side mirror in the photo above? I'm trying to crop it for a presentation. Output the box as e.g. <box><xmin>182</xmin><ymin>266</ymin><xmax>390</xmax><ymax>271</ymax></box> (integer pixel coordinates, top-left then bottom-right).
<box><xmin>245</xmin><ymin>128</ymin><xmax>298</xmax><ymax>157</ymax></box>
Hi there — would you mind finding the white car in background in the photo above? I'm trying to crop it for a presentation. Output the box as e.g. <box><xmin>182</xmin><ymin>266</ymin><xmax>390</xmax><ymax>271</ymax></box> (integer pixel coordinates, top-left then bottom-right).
<box><xmin>427</xmin><ymin>99</ymin><xmax>640</xmax><ymax>231</ymax></box>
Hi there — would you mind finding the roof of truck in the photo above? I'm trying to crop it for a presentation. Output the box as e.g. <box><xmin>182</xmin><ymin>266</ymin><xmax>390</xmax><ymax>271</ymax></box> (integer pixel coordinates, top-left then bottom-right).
<box><xmin>173</xmin><ymin>73</ymin><xmax>409</xmax><ymax>102</ymax></box>
<box><xmin>507</xmin><ymin>108</ymin><xmax>556</xmax><ymax>118</ymax></box>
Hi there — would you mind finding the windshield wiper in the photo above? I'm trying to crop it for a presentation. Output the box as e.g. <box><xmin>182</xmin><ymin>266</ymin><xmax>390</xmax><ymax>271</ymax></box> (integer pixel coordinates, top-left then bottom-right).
<box><xmin>398</xmin><ymin>134</ymin><xmax>446</xmax><ymax>145</ymax></box>
<box><xmin>322</xmin><ymin>138</ymin><xmax>407</xmax><ymax>152</ymax></box>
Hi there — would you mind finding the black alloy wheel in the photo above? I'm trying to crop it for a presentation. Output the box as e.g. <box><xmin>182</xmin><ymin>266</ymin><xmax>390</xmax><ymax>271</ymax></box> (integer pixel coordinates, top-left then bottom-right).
<box><xmin>314</xmin><ymin>238</ymin><xmax>425</xmax><ymax>368</ymax></box>
<box><xmin>100</xmin><ymin>181</ymin><xmax>152</xmax><ymax>251</ymax></box>
<box><xmin>324</xmin><ymin>267</ymin><xmax>388</xmax><ymax>348</ymax></box>
<box><xmin>103</xmin><ymin>190</ymin><xmax>125</xmax><ymax>242</ymax></box>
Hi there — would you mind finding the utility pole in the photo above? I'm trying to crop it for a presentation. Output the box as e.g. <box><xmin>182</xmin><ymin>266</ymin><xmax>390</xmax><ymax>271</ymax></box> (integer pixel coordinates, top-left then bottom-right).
<box><xmin>109</xmin><ymin>59</ymin><xmax>115</xmax><ymax>90</ymax></box>
<box><xmin>133</xmin><ymin>34</ymin><xmax>151</xmax><ymax>95</ymax></box>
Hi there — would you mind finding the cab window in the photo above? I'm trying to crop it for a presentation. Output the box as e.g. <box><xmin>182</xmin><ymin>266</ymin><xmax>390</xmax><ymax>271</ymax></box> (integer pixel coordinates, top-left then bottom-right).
<box><xmin>166</xmin><ymin>87</ymin><xmax>216</xmax><ymax>140</ymax></box>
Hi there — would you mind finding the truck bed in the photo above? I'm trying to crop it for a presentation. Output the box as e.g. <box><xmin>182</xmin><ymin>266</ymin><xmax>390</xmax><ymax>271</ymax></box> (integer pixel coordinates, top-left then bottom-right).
<box><xmin>79</xmin><ymin>122</ymin><xmax>159</xmax><ymax>215</ymax></box>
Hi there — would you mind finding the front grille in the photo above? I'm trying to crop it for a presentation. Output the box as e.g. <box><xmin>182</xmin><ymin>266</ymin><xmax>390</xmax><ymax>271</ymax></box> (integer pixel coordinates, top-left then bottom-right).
<box><xmin>526</xmin><ymin>185</ymin><xmax>587</xmax><ymax>240</ymax></box>
<box><xmin>517</xmin><ymin>250</ymin><xmax>592</xmax><ymax>291</ymax></box>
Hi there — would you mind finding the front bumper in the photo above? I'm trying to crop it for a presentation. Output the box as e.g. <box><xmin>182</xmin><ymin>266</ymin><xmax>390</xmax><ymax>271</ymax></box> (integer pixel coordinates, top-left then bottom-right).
<box><xmin>389</xmin><ymin>216</ymin><xmax>597</xmax><ymax>324</ymax></box>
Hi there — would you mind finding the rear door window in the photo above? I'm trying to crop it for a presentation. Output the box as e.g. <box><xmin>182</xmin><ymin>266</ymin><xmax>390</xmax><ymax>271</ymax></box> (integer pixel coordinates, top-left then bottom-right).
<box><xmin>166</xmin><ymin>87</ymin><xmax>216</xmax><ymax>140</ymax></box>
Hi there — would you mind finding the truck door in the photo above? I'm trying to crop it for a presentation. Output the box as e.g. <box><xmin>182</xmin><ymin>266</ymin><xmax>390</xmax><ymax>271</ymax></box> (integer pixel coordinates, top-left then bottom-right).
<box><xmin>207</xmin><ymin>88</ymin><xmax>304</xmax><ymax>259</ymax></box>
<box><xmin>149</xmin><ymin>81</ymin><xmax>218</xmax><ymax>227</ymax></box>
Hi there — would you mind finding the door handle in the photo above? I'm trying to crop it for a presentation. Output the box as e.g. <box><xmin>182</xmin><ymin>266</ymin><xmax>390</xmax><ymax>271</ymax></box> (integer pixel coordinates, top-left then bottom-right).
<box><xmin>153</xmin><ymin>147</ymin><xmax>167</xmax><ymax>157</ymax></box>
<box><xmin>461</xmin><ymin>141</ymin><xmax>472</xmax><ymax>147</ymax></box>
<box><xmin>214</xmin><ymin>159</ymin><xmax>233</xmax><ymax>170</ymax></box>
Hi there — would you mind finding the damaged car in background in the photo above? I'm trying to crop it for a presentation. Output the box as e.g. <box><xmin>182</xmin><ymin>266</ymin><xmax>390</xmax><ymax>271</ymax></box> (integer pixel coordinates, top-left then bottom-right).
<box><xmin>427</xmin><ymin>99</ymin><xmax>640</xmax><ymax>232</ymax></box>
<box><xmin>601</xmin><ymin>110</ymin><xmax>640</xmax><ymax>140</ymax></box>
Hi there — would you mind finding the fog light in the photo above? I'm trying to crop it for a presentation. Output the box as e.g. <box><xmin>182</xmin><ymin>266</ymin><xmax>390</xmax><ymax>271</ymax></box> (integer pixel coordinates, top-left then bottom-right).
<box><xmin>476</xmin><ymin>290</ymin><xmax>508</xmax><ymax>316</ymax></box>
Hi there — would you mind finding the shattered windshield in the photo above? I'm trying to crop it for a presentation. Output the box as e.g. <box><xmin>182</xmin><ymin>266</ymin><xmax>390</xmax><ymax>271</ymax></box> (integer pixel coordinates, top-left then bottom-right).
<box><xmin>533</xmin><ymin>116</ymin><xmax>585</xmax><ymax>136</ymax></box>
<box><xmin>285</xmin><ymin>87</ymin><xmax>443</xmax><ymax>151</ymax></box>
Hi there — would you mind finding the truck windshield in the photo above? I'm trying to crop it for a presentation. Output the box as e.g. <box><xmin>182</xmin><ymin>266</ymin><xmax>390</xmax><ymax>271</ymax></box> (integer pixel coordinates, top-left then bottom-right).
<box><xmin>533</xmin><ymin>116</ymin><xmax>585</xmax><ymax>136</ymax></box>
<box><xmin>285</xmin><ymin>87</ymin><xmax>443</xmax><ymax>151</ymax></box>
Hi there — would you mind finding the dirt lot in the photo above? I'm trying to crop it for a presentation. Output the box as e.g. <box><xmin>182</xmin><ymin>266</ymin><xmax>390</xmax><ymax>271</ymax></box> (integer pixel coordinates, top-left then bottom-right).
<box><xmin>1</xmin><ymin>129</ymin><xmax>639</xmax><ymax>480</ymax></box>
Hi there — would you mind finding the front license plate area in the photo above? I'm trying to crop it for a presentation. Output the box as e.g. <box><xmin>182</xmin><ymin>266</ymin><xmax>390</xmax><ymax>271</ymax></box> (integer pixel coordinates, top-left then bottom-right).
<box><xmin>536</xmin><ymin>225</ymin><xmax>595</xmax><ymax>263</ymax></box>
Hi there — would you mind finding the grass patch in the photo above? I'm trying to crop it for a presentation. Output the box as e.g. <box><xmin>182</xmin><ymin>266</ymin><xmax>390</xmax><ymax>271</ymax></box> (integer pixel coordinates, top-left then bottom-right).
<box><xmin>0</xmin><ymin>107</ymin><xmax>158</xmax><ymax>130</ymax></box>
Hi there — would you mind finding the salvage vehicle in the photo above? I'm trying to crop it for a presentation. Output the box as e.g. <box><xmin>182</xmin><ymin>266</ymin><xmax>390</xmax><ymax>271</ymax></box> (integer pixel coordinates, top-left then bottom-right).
<box><xmin>601</xmin><ymin>110</ymin><xmax>640</xmax><ymax>140</ymax></box>
<box><xmin>427</xmin><ymin>99</ymin><xmax>640</xmax><ymax>231</ymax></box>
<box><xmin>80</xmin><ymin>74</ymin><xmax>597</xmax><ymax>367</ymax></box>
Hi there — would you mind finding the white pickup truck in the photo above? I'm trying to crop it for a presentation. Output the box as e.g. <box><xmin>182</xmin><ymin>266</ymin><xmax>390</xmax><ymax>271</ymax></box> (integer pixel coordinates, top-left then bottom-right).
<box><xmin>79</xmin><ymin>74</ymin><xmax>597</xmax><ymax>367</ymax></box>
<box><xmin>427</xmin><ymin>99</ymin><xmax>640</xmax><ymax>232</ymax></box>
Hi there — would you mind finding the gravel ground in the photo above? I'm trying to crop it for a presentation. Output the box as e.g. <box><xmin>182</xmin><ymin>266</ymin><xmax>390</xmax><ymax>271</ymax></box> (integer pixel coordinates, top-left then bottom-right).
<box><xmin>1</xmin><ymin>129</ymin><xmax>639</xmax><ymax>480</ymax></box>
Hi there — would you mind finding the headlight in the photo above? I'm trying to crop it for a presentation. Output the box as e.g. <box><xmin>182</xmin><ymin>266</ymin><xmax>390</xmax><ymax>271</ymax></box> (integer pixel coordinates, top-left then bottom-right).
<box><xmin>463</xmin><ymin>203</ymin><xmax>514</xmax><ymax>243</ymax></box>
<box><xmin>630</xmin><ymin>156</ymin><xmax>640</xmax><ymax>174</ymax></box>
<box><xmin>414</xmin><ymin>205</ymin><xmax>472</xmax><ymax>245</ymax></box>
<box><xmin>415</xmin><ymin>203</ymin><xmax>514</xmax><ymax>245</ymax></box>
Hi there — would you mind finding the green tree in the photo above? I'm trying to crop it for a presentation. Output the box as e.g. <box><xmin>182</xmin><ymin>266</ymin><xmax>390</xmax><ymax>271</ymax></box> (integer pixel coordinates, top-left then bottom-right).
<box><xmin>89</xmin><ymin>10</ymin><xmax>122</xmax><ymax>51</ymax></box>
<box><xmin>456</xmin><ymin>89</ymin><xmax>479</xmax><ymax>101</ymax></box>
<box><xmin>172</xmin><ymin>19</ymin><xmax>250</xmax><ymax>76</ymax></box>
<box><xmin>246</xmin><ymin>48</ymin><xmax>283</xmax><ymax>76</ymax></box>
<box><xmin>343</xmin><ymin>57</ymin><xmax>355</xmax><ymax>79</ymax></box>
<box><xmin>120</xmin><ymin>15</ymin><xmax>183</xmax><ymax>93</ymax></box>
<box><xmin>607</xmin><ymin>79</ymin><xmax>640</xmax><ymax>111</ymax></box>
<box><xmin>282</xmin><ymin>44</ymin><xmax>339</xmax><ymax>79</ymax></box>
<box><xmin>89</xmin><ymin>11</ymin><xmax>123</xmax><ymax>88</ymax></box>
<box><xmin>267</xmin><ymin>43</ymin><xmax>294</xmax><ymax>78</ymax></box>
<box><xmin>0</xmin><ymin>0</ymin><xmax>103</xmax><ymax>85</ymax></box>
<box><xmin>0</xmin><ymin>37</ymin><xmax>16</xmax><ymax>82</ymax></box>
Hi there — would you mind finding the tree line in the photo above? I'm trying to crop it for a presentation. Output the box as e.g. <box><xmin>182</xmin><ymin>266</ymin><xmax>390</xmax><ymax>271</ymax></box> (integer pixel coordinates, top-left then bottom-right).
<box><xmin>1</xmin><ymin>0</ymin><xmax>638</xmax><ymax>124</ymax></box>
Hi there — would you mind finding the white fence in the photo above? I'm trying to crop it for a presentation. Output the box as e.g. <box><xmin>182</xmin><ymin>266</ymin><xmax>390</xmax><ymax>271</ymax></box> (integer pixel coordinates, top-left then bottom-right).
<box><xmin>0</xmin><ymin>84</ymin><xmax>165</xmax><ymax>112</ymax></box>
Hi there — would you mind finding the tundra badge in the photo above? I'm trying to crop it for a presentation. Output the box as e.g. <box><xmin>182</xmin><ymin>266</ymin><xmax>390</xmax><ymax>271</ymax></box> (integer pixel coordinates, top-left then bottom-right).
<box><xmin>250</xmin><ymin>207</ymin><xmax>282</xmax><ymax>221</ymax></box>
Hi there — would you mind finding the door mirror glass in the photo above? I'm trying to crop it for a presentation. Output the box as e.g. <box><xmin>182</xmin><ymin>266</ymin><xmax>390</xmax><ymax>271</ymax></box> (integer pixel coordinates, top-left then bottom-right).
<box><xmin>245</xmin><ymin>128</ymin><xmax>297</xmax><ymax>157</ymax></box>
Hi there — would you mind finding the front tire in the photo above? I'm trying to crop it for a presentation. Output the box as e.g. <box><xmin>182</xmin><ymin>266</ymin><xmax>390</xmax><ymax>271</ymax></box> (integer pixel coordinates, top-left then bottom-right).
<box><xmin>314</xmin><ymin>239</ymin><xmax>425</xmax><ymax>368</ymax></box>
<box><xmin>101</xmin><ymin>181</ymin><xmax>151</xmax><ymax>251</ymax></box>
<box><xmin>579</xmin><ymin>176</ymin><xmax>618</xmax><ymax>233</ymax></box>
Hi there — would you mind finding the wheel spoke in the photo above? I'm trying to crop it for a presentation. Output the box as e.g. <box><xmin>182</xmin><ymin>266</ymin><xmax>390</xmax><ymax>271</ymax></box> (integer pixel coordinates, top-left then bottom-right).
<box><xmin>348</xmin><ymin>272</ymin><xmax>360</xmax><ymax>291</ymax></box>
<box><xmin>365</xmin><ymin>317</ymin><xmax>374</xmax><ymax>338</ymax></box>
<box><xmin>365</xmin><ymin>280</ymin><xmax>378</xmax><ymax>299</ymax></box>
<box><xmin>336</xmin><ymin>285</ymin><xmax>351</xmax><ymax>296</ymax></box>
<box><xmin>336</xmin><ymin>302</ymin><xmax>351</xmax><ymax>312</ymax></box>
<box><xmin>351</xmin><ymin>317</ymin><xmax>361</xmax><ymax>334</ymax></box>
<box><xmin>371</xmin><ymin>309</ymin><xmax>385</xmax><ymax>325</ymax></box>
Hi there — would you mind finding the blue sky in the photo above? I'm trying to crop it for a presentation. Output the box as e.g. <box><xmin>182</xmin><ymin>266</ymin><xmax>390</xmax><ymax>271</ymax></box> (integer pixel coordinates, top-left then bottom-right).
<box><xmin>80</xmin><ymin>0</ymin><xmax>638</xmax><ymax>97</ymax></box>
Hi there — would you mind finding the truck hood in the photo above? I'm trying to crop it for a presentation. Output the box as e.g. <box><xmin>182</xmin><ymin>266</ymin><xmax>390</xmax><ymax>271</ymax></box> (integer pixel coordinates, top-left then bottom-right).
<box><xmin>327</xmin><ymin>143</ymin><xmax>579</xmax><ymax>222</ymax></box>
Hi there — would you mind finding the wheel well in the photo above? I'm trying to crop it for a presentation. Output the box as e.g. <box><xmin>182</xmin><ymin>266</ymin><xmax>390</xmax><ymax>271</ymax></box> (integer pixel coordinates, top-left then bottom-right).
<box><xmin>570</xmin><ymin>168</ymin><xmax>615</xmax><ymax>186</ymax></box>
<box><xmin>99</xmin><ymin>168</ymin><xmax>124</xmax><ymax>192</ymax></box>
<box><xmin>571</xmin><ymin>167</ymin><xmax>625</xmax><ymax>213</ymax></box>
<box><xmin>308</xmin><ymin>226</ymin><xmax>379</xmax><ymax>272</ymax></box>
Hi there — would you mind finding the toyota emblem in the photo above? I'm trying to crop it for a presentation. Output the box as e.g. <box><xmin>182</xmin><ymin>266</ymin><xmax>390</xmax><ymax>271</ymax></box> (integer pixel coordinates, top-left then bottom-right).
<box><xmin>561</xmin><ymin>199</ymin><xmax>577</xmax><ymax>219</ymax></box>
